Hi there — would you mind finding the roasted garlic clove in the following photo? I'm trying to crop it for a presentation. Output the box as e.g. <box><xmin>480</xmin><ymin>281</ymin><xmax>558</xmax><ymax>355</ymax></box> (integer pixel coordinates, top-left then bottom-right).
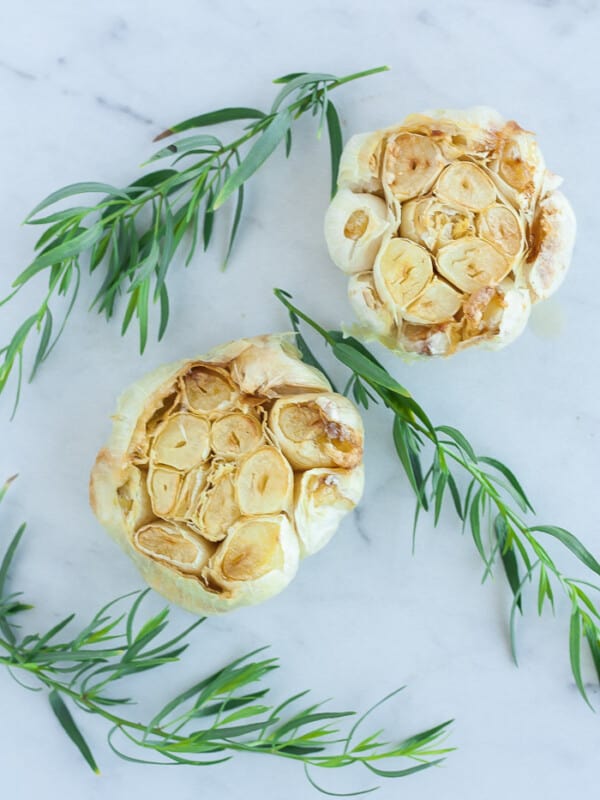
<box><xmin>201</xmin><ymin>515</ymin><xmax>300</xmax><ymax>606</ymax></box>
<box><xmin>90</xmin><ymin>335</ymin><xmax>365</xmax><ymax>615</ymax></box>
<box><xmin>477</xmin><ymin>204</ymin><xmax>524</xmax><ymax>257</ymax></box>
<box><xmin>269</xmin><ymin>393</ymin><xmax>364</xmax><ymax>471</ymax></box>
<box><xmin>236</xmin><ymin>446</ymin><xmax>293</xmax><ymax>516</ymax></box>
<box><xmin>524</xmin><ymin>190</ymin><xmax>576</xmax><ymax>302</ymax></box>
<box><xmin>327</xmin><ymin>106</ymin><xmax>575</xmax><ymax>357</ymax></box>
<box><xmin>434</xmin><ymin>162</ymin><xmax>497</xmax><ymax>211</ymax></box>
<box><xmin>400</xmin><ymin>196</ymin><xmax>476</xmax><ymax>252</ymax></box>
<box><xmin>211</xmin><ymin>412</ymin><xmax>263</xmax><ymax>458</ymax></box>
<box><xmin>374</xmin><ymin>237</ymin><xmax>433</xmax><ymax>316</ymax></box>
<box><xmin>198</xmin><ymin>464</ymin><xmax>239</xmax><ymax>542</ymax></box>
<box><xmin>324</xmin><ymin>188</ymin><xmax>390</xmax><ymax>274</ymax></box>
<box><xmin>403</xmin><ymin>278</ymin><xmax>463</xmax><ymax>325</ymax></box>
<box><xmin>338</xmin><ymin>131</ymin><xmax>384</xmax><ymax>193</ymax></box>
<box><xmin>149</xmin><ymin>467</ymin><xmax>182</xmax><ymax>517</ymax></box>
<box><xmin>437</xmin><ymin>237</ymin><xmax>511</xmax><ymax>293</ymax></box>
<box><xmin>383</xmin><ymin>133</ymin><xmax>446</xmax><ymax>201</ymax></box>
<box><xmin>348</xmin><ymin>272</ymin><xmax>395</xmax><ymax>338</ymax></box>
<box><xmin>152</xmin><ymin>413</ymin><xmax>210</xmax><ymax>470</ymax></box>
<box><xmin>294</xmin><ymin>466</ymin><xmax>365</xmax><ymax>555</ymax></box>
<box><xmin>183</xmin><ymin>366</ymin><xmax>237</xmax><ymax>414</ymax></box>
<box><xmin>134</xmin><ymin>520</ymin><xmax>215</xmax><ymax>575</ymax></box>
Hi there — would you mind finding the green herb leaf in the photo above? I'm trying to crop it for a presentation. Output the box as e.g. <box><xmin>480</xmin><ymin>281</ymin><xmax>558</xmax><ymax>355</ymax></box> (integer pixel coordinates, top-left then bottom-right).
<box><xmin>48</xmin><ymin>690</ymin><xmax>100</xmax><ymax>774</ymax></box>
<box><xmin>212</xmin><ymin>109</ymin><xmax>292</xmax><ymax>210</ymax></box>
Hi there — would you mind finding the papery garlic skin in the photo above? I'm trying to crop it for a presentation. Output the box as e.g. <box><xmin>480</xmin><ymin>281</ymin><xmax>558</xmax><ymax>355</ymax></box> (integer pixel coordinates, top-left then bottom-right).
<box><xmin>325</xmin><ymin>107</ymin><xmax>576</xmax><ymax>357</ymax></box>
<box><xmin>90</xmin><ymin>335</ymin><xmax>364</xmax><ymax>615</ymax></box>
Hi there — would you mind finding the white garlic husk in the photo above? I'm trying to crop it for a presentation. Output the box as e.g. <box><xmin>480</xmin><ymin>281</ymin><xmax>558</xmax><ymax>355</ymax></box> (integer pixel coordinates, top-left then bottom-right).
<box><xmin>325</xmin><ymin>107</ymin><xmax>576</xmax><ymax>358</ymax></box>
<box><xmin>90</xmin><ymin>334</ymin><xmax>365</xmax><ymax>615</ymax></box>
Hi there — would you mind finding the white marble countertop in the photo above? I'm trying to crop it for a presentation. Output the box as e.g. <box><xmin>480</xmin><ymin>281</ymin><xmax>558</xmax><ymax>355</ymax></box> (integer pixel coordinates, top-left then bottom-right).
<box><xmin>1</xmin><ymin>1</ymin><xmax>599</xmax><ymax>797</ymax></box>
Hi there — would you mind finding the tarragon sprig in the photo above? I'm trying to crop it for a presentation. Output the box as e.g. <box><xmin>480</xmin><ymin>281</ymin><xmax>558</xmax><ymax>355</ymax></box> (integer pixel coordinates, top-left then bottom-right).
<box><xmin>0</xmin><ymin>66</ymin><xmax>388</xmax><ymax>415</ymax></box>
<box><xmin>0</xmin><ymin>479</ymin><xmax>452</xmax><ymax>793</ymax></box>
<box><xmin>275</xmin><ymin>289</ymin><xmax>600</xmax><ymax>709</ymax></box>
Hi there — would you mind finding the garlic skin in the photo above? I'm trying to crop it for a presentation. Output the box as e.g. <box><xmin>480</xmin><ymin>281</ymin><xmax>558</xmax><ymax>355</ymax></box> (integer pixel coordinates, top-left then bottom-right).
<box><xmin>325</xmin><ymin>107</ymin><xmax>576</xmax><ymax>357</ymax></box>
<box><xmin>90</xmin><ymin>335</ymin><xmax>364</xmax><ymax>615</ymax></box>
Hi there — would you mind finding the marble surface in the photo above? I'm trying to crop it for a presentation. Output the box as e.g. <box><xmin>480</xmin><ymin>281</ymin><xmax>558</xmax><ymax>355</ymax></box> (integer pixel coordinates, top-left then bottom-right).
<box><xmin>1</xmin><ymin>1</ymin><xmax>599</xmax><ymax>797</ymax></box>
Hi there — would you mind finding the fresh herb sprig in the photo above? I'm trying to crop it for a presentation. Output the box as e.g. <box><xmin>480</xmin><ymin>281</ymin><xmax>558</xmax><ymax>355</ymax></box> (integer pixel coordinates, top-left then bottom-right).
<box><xmin>275</xmin><ymin>289</ymin><xmax>600</xmax><ymax>709</ymax></box>
<box><xmin>0</xmin><ymin>67</ymin><xmax>388</xmax><ymax>415</ymax></box>
<box><xmin>0</xmin><ymin>479</ymin><xmax>452</xmax><ymax>793</ymax></box>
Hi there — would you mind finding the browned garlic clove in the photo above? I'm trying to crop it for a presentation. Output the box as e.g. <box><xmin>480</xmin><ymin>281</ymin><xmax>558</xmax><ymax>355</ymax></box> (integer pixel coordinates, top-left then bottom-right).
<box><xmin>383</xmin><ymin>133</ymin><xmax>446</xmax><ymax>201</ymax></box>
<box><xmin>152</xmin><ymin>413</ymin><xmax>210</xmax><ymax>470</ymax></box>
<box><xmin>211</xmin><ymin>412</ymin><xmax>263</xmax><ymax>458</ymax></box>
<box><xmin>236</xmin><ymin>446</ymin><xmax>293</xmax><ymax>516</ymax></box>
<box><xmin>269</xmin><ymin>393</ymin><xmax>364</xmax><ymax>471</ymax></box>
<box><xmin>434</xmin><ymin>162</ymin><xmax>497</xmax><ymax>211</ymax></box>
<box><xmin>374</xmin><ymin>237</ymin><xmax>433</xmax><ymax>316</ymax></box>
<box><xmin>134</xmin><ymin>520</ymin><xmax>215</xmax><ymax>575</ymax></box>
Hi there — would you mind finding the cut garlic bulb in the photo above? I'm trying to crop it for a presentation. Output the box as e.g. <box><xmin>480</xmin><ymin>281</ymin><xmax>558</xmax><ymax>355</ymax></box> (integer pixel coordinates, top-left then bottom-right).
<box><xmin>326</xmin><ymin>106</ymin><xmax>575</xmax><ymax>357</ymax></box>
<box><xmin>90</xmin><ymin>335</ymin><xmax>364</xmax><ymax>615</ymax></box>
<box><xmin>324</xmin><ymin>188</ymin><xmax>390</xmax><ymax>274</ymax></box>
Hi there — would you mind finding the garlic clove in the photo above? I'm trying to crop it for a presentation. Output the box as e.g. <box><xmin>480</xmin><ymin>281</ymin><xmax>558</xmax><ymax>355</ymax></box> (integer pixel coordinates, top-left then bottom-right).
<box><xmin>348</xmin><ymin>272</ymin><xmax>395</xmax><ymax>338</ymax></box>
<box><xmin>149</xmin><ymin>467</ymin><xmax>182</xmax><ymax>517</ymax></box>
<box><xmin>183</xmin><ymin>366</ymin><xmax>237</xmax><ymax>414</ymax></box>
<box><xmin>269</xmin><ymin>392</ymin><xmax>364</xmax><ymax>471</ymax></box>
<box><xmin>383</xmin><ymin>133</ymin><xmax>446</xmax><ymax>201</ymax></box>
<box><xmin>374</xmin><ymin>237</ymin><xmax>434</xmax><ymax>316</ymax></box>
<box><xmin>211</xmin><ymin>412</ymin><xmax>263</xmax><ymax>458</ymax></box>
<box><xmin>134</xmin><ymin>520</ymin><xmax>215</xmax><ymax>575</ymax></box>
<box><xmin>404</xmin><ymin>278</ymin><xmax>463</xmax><ymax>325</ymax></box>
<box><xmin>400</xmin><ymin>196</ymin><xmax>476</xmax><ymax>251</ymax></box>
<box><xmin>324</xmin><ymin>188</ymin><xmax>390</xmax><ymax>274</ymax></box>
<box><xmin>437</xmin><ymin>236</ymin><xmax>510</xmax><ymax>292</ymax></box>
<box><xmin>201</xmin><ymin>514</ymin><xmax>300</xmax><ymax>606</ymax></box>
<box><xmin>294</xmin><ymin>465</ymin><xmax>364</xmax><ymax>556</ymax></box>
<box><xmin>236</xmin><ymin>446</ymin><xmax>293</xmax><ymax>516</ymax></box>
<box><xmin>152</xmin><ymin>413</ymin><xmax>210</xmax><ymax>471</ymax></box>
<box><xmin>434</xmin><ymin>162</ymin><xmax>497</xmax><ymax>211</ymax></box>
<box><xmin>524</xmin><ymin>190</ymin><xmax>576</xmax><ymax>302</ymax></box>
<box><xmin>198</xmin><ymin>464</ymin><xmax>239</xmax><ymax>542</ymax></box>
<box><xmin>337</xmin><ymin>131</ymin><xmax>384</xmax><ymax>193</ymax></box>
<box><xmin>477</xmin><ymin>203</ymin><xmax>524</xmax><ymax>257</ymax></box>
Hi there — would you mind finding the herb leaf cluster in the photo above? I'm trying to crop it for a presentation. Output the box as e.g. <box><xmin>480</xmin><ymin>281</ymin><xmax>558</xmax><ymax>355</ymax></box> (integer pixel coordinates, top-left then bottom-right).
<box><xmin>276</xmin><ymin>289</ymin><xmax>600</xmax><ymax>709</ymax></box>
<box><xmin>0</xmin><ymin>478</ymin><xmax>452</xmax><ymax>793</ymax></box>
<box><xmin>0</xmin><ymin>66</ymin><xmax>388</xmax><ymax>414</ymax></box>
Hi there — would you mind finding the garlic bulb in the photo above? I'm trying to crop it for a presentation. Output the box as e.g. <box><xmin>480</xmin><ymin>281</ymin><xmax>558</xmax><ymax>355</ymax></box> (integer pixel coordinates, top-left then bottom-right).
<box><xmin>325</xmin><ymin>107</ymin><xmax>576</xmax><ymax>357</ymax></box>
<box><xmin>90</xmin><ymin>335</ymin><xmax>364</xmax><ymax>615</ymax></box>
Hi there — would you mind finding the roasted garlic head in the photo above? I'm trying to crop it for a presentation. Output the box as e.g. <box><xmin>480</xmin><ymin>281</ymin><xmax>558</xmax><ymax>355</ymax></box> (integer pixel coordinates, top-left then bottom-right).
<box><xmin>90</xmin><ymin>335</ymin><xmax>364</xmax><ymax>615</ymax></box>
<box><xmin>325</xmin><ymin>107</ymin><xmax>576</xmax><ymax>357</ymax></box>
